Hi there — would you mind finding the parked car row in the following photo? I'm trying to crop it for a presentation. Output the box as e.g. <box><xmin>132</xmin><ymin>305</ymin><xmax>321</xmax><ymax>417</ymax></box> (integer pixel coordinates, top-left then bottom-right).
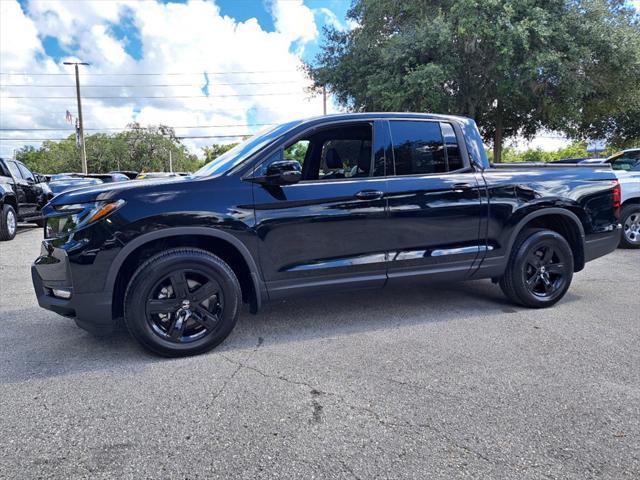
<box><xmin>0</xmin><ymin>158</ymin><xmax>51</xmax><ymax>239</ymax></box>
<box><xmin>1</xmin><ymin>166</ymin><xmax>193</xmax><ymax>241</ymax></box>
<box><xmin>554</xmin><ymin>149</ymin><xmax>640</xmax><ymax>248</ymax></box>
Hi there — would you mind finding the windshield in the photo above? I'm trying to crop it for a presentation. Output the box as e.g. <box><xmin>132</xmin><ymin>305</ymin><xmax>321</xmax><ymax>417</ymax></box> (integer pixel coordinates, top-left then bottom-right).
<box><xmin>193</xmin><ymin>120</ymin><xmax>302</xmax><ymax>177</ymax></box>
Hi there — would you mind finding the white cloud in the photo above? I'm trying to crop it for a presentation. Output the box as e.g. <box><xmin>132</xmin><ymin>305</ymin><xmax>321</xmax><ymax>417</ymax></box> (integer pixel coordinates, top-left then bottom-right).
<box><xmin>0</xmin><ymin>0</ymin><xmax>337</xmax><ymax>159</ymax></box>
<box><xmin>269</xmin><ymin>0</ymin><xmax>318</xmax><ymax>45</ymax></box>
<box><xmin>315</xmin><ymin>7</ymin><xmax>346</xmax><ymax>31</ymax></box>
<box><xmin>0</xmin><ymin>0</ymin><xmax>44</xmax><ymax>71</ymax></box>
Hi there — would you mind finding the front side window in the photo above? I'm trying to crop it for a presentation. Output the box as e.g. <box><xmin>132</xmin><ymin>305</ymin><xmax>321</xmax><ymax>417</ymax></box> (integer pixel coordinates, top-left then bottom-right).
<box><xmin>279</xmin><ymin>123</ymin><xmax>373</xmax><ymax>181</ymax></box>
<box><xmin>389</xmin><ymin>121</ymin><xmax>446</xmax><ymax>175</ymax></box>
<box><xmin>17</xmin><ymin>163</ymin><xmax>35</xmax><ymax>182</ymax></box>
<box><xmin>284</xmin><ymin>140</ymin><xmax>309</xmax><ymax>167</ymax></box>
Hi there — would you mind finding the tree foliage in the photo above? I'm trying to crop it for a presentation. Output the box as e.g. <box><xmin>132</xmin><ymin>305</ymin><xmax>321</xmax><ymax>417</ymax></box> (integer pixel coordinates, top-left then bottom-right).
<box><xmin>202</xmin><ymin>143</ymin><xmax>238</xmax><ymax>162</ymax></box>
<box><xmin>15</xmin><ymin>123</ymin><xmax>201</xmax><ymax>174</ymax></box>
<box><xmin>487</xmin><ymin>140</ymin><xmax>617</xmax><ymax>163</ymax></box>
<box><xmin>307</xmin><ymin>0</ymin><xmax>640</xmax><ymax>161</ymax></box>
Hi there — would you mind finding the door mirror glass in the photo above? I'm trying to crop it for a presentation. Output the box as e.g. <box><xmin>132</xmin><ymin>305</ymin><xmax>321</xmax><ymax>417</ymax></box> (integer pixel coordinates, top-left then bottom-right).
<box><xmin>265</xmin><ymin>160</ymin><xmax>302</xmax><ymax>185</ymax></box>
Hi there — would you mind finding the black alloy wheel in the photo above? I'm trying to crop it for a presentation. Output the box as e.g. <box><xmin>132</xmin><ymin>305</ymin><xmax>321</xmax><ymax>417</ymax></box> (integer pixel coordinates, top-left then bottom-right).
<box><xmin>522</xmin><ymin>243</ymin><xmax>568</xmax><ymax>299</ymax></box>
<box><xmin>146</xmin><ymin>269</ymin><xmax>224</xmax><ymax>343</ymax></box>
<box><xmin>500</xmin><ymin>229</ymin><xmax>574</xmax><ymax>308</ymax></box>
<box><xmin>124</xmin><ymin>248</ymin><xmax>240</xmax><ymax>356</ymax></box>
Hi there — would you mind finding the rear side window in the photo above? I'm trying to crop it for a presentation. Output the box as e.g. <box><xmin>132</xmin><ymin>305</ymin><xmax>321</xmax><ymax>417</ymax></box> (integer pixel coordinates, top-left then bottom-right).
<box><xmin>389</xmin><ymin>121</ymin><xmax>446</xmax><ymax>175</ymax></box>
<box><xmin>389</xmin><ymin>120</ymin><xmax>465</xmax><ymax>175</ymax></box>
<box><xmin>6</xmin><ymin>161</ymin><xmax>23</xmax><ymax>180</ymax></box>
<box><xmin>441</xmin><ymin>122</ymin><xmax>463</xmax><ymax>171</ymax></box>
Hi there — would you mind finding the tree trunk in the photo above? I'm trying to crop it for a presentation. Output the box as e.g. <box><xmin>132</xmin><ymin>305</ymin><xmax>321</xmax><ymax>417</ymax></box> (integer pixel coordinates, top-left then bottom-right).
<box><xmin>493</xmin><ymin>108</ymin><xmax>503</xmax><ymax>163</ymax></box>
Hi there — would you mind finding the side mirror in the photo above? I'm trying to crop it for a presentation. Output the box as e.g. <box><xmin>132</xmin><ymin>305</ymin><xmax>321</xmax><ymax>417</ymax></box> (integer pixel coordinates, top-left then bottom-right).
<box><xmin>262</xmin><ymin>160</ymin><xmax>302</xmax><ymax>185</ymax></box>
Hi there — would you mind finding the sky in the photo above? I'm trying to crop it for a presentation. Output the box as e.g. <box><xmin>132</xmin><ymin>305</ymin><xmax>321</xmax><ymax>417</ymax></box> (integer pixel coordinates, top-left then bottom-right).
<box><xmin>0</xmin><ymin>0</ymin><xmax>353</xmax><ymax>158</ymax></box>
<box><xmin>1</xmin><ymin>0</ymin><xmax>639</xmax><ymax>159</ymax></box>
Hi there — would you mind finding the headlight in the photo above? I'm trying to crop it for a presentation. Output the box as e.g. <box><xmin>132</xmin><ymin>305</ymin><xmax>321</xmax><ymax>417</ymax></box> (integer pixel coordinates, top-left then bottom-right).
<box><xmin>46</xmin><ymin>200</ymin><xmax>125</xmax><ymax>237</ymax></box>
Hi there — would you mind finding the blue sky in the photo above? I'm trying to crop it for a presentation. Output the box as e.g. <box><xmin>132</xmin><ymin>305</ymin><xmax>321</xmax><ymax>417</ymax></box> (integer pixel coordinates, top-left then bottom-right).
<box><xmin>1</xmin><ymin>0</ymin><xmax>352</xmax><ymax>157</ymax></box>
<box><xmin>21</xmin><ymin>0</ymin><xmax>352</xmax><ymax>66</ymax></box>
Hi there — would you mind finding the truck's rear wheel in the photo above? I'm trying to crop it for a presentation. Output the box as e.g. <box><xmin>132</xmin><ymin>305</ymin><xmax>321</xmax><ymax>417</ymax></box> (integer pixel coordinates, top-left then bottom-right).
<box><xmin>619</xmin><ymin>204</ymin><xmax>640</xmax><ymax>249</ymax></box>
<box><xmin>0</xmin><ymin>204</ymin><xmax>17</xmax><ymax>241</ymax></box>
<box><xmin>499</xmin><ymin>229</ymin><xmax>573</xmax><ymax>308</ymax></box>
<box><xmin>124</xmin><ymin>248</ymin><xmax>241</xmax><ymax>357</ymax></box>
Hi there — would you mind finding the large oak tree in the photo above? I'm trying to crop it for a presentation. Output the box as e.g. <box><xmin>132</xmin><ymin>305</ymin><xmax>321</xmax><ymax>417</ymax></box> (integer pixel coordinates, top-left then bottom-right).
<box><xmin>306</xmin><ymin>0</ymin><xmax>640</xmax><ymax>161</ymax></box>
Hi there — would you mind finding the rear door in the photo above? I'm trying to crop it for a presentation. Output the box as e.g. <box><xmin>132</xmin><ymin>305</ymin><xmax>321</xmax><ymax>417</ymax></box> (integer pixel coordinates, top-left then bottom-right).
<box><xmin>5</xmin><ymin>160</ymin><xmax>34</xmax><ymax>216</ymax></box>
<box><xmin>16</xmin><ymin>162</ymin><xmax>40</xmax><ymax>216</ymax></box>
<box><xmin>384</xmin><ymin>119</ymin><xmax>486</xmax><ymax>283</ymax></box>
<box><xmin>252</xmin><ymin>120</ymin><xmax>391</xmax><ymax>299</ymax></box>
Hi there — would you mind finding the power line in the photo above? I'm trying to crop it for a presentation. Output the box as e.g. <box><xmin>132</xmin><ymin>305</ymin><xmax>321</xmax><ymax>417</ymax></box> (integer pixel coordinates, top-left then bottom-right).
<box><xmin>1</xmin><ymin>92</ymin><xmax>303</xmax><ymax>99</ymax></box>
<box><xmin>0</xmin><ymin>69</ymin><xmax>298</xmax><ymax>76</ymax></box>
<box><xmin>0</xmin><ymin>81</ymin><xmax>300</xmax><ymax>88</ymax></box>
<box><xmin>0</xmin><ymin>134</ymin><xmax>252</xmax><ymax>141</ymax></box>
<box><xmin>0</xmin><ymin>123</ymin><xmax>275</xmax><ymax>131</ymax></box>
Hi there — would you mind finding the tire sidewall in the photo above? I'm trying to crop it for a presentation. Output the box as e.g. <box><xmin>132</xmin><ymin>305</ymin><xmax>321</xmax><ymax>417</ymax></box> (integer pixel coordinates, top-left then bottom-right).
<box><xmin>511</xmin><ymin>230</ymin><xmax>574</xmax><ymax>307</ymax></box>
<box><xmin>1</xmin><ymin>205</ymin><xmax>17</xmax><ymax>241</ymax></box>
<box><xmin>125</xmin><ymin>250</ymin><xmax>240</xmax><ymax>356</ymax></box>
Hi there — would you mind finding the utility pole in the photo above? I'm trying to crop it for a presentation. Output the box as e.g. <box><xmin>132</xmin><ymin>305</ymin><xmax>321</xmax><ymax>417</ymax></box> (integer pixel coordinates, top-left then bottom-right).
<box><xmin>169</xmin><ymin>149</ymin><xmax>173</xmax><ymax>173</ymax></box>
<box><xmin>322</xmin><ymin>85</ymin><xmax>327</xmax><ymax>116</ymax></box>
<box><xmin>64</xmin><ymin>61</ymin><xmax>89</xmax><ymax>173</ymax></box>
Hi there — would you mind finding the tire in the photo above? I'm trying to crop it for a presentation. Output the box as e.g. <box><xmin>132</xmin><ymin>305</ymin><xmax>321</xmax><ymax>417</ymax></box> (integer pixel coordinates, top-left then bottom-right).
<box><xmin>0</xmin><ymin>204</ymin><xmax>17</xmax><ymax>241</ymax></box>
<box><xmin>619</xmin><ymin>204</ymin><xmax>640</xmax><ymax>249</ymax></box>
<box><xmin>124</xmin><ymin>248</ymin><xmax>241</xmax><ymax>357</ymax></box>
<box><xmin>499</xmin><ymin>228</ymin><xmax>574</xmax><ymax>308</ymax></box>
<box><xmin>34</xmin><ymin>218</ymin><xmax>45</xmax><ymax>228</ymax></box>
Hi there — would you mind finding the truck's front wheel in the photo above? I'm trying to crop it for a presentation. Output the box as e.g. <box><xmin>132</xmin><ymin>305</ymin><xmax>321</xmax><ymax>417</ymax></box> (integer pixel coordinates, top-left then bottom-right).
<box><xmin>499</xmin><ymin>229</ymin><xmax>574</xmax><ymax>308</ymax></box>
<box><xmin>124</xmin><ymin>248</ymin><xmax>241</xmax><ymax>357</ymax></box>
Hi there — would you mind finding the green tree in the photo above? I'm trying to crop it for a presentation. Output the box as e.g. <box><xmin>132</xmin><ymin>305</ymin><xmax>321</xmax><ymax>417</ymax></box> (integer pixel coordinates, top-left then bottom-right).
<box><xmin>202</xmin><ymin>143</ymin><xmax>238</xmax><ymax>162</ymax></box>
<box><xmin>307</xmin><ymin>0</ymin><xmax>640</xmax><ymax>161</ymax></box>
<box><xmin>16</xmin><ymin>124</ymin><xmax>200</xmax><ymax>174</ymax></box>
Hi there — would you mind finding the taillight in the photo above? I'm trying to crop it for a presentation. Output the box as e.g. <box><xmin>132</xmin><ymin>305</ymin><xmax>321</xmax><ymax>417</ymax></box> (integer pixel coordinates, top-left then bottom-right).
<box><xmin>612</xmin><ymin>180</ymin><xmax>621</xmax><ymax>220</ymax></box>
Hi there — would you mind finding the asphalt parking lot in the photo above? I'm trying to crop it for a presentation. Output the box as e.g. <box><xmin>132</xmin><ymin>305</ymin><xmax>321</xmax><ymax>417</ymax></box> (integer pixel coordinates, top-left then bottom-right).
<box><xmin>1</xmin><ymin>226</ymin><xmax>638</xmax><ymax>479</ymax></box>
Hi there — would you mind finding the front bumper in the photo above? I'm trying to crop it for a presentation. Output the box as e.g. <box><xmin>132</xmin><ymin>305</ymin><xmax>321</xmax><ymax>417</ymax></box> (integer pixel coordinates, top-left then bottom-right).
<box><xmin>31</xmin><ymin>242</ymin><xmax>115</xmax><ymax>335</ymax></box>
<box><xmin>584</xmin><ymin>225</ymin><xmax>622</xmax><ymax>263</ymax></box>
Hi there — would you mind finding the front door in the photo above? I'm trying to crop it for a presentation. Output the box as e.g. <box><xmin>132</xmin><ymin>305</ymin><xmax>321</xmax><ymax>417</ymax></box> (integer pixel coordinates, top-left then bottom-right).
<box><xmin>383</xmin><ymin>119</ymin><xmax>486</xmax><ymax>283</ymax></box>
<box><xmin>252</xmin><ymin>120</ymin><xmax>391</xmax><ymax>299</ymax></box>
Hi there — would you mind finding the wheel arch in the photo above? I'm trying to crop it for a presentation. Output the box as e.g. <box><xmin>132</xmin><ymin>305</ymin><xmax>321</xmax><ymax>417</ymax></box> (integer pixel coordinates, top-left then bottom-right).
<box><xmin>108</xmin><ymin>227</ymin><xmax>265</xmax><ymax>320</ymax></box>
<box><xmin>506</xmin><ymin>208</ymin><xmax>586</xmax><ymax>272</ymax></box>
<box><xmin>621</xmin><ymin>197</ymin><xmax>640</xmax><ymax>207</ymax></box>
<box><xmin>1</xmin><ymin>192</ymin><xmax>17</xmax><ymax>211</ymax></box>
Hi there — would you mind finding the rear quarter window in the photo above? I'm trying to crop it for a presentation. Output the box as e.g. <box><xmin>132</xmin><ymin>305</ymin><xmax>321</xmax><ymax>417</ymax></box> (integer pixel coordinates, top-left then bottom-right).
<box><xmin>389</xmin><ymin>121</ymin><xmax>446</xmax><ymax>175</ymax></box>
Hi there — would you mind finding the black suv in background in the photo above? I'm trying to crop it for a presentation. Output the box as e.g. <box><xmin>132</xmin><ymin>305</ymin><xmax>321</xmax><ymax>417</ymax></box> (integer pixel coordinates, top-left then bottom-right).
<box><xmin>32</xmin><ymin>113</ymin><xmax>622</xmax><ymax>357</ymax></box>
<box><xmin>0</xmin><ymin>158</ymin><xmax>52</xmax><ymax>241</ymax></box>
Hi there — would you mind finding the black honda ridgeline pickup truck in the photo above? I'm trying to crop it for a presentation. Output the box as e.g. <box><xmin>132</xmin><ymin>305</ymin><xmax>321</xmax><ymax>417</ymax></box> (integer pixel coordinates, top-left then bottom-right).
<box><xmin>32</xmin><ymin>114</ymin><xmax>622</xmax><ymax>356</ymax></box>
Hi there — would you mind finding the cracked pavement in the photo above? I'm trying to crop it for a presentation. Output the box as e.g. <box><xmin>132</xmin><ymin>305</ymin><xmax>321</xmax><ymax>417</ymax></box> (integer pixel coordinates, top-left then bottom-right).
<box><xmin>1</xmin><ymin>226</ymin><xmax>639</xmax><ymax>479</ymax></box>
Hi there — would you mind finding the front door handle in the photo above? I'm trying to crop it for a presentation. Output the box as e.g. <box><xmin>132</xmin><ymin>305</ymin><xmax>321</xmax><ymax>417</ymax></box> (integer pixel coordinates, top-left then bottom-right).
<box><xmin>355</xmin><ymin>190</ymin><xmax>384</xmax><ymax>200</ymax></box>
<box><xmin>452</xmin><ymin>183</ymin><xmax>473</xmax><ymax>193</ymax></box>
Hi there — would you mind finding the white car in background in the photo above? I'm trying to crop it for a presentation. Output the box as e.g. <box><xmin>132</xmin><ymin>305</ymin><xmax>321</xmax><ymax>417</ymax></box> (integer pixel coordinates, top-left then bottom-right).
<box><xmin>604</xmin><ymin>149</ymin><xmax>640</xmax><ymax>248</ymax></box>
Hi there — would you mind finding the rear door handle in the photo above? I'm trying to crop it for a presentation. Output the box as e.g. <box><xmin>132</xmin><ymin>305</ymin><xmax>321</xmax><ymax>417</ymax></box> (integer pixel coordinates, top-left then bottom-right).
<box><xmin>452</xmin><ymin>183</ymin><xmax>473</xmax><ymax>193</ymax></box>
<box><xmin>355</xmin><ymin>190</ymin><xmax>384</xmax><ymax>200</ymax></box>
